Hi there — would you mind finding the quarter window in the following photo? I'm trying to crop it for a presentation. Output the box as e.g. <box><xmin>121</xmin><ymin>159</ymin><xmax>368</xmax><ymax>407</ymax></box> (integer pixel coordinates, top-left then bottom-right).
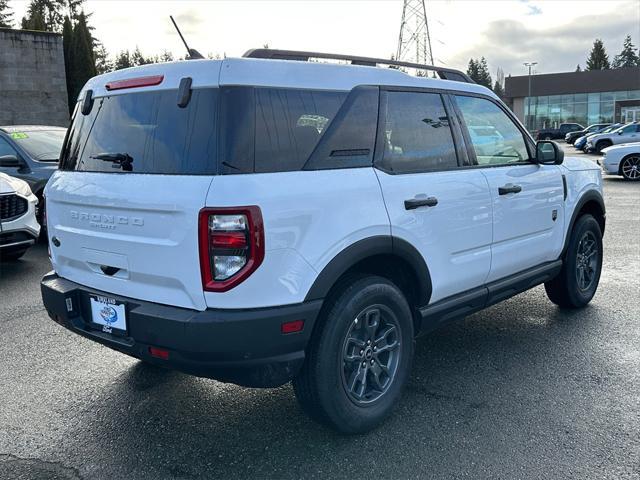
<box><xmin>379</xmin><ymin>91</ymin><xmax>458</xmax><ymax>173</ymax></box>
<box><xmin>455</xmin><ymin>95</ymin><xmax>530</xmax><ymax>166</ymax></box>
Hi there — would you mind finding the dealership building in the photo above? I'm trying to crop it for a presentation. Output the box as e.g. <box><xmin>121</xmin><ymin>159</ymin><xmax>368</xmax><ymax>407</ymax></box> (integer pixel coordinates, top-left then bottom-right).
<box><xmin>504</xmin><ymin>67</ymin><xmax>640</xmax><ymax>131</ymax></box>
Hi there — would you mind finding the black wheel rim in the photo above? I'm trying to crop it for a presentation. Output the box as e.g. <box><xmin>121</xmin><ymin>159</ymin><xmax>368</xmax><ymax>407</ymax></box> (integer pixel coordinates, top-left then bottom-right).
<box><xmin>575</xmin><ymin>231</ymin><xmax>599</xmax><ymax>291</ymax></box>
<box><xmin>622</xmin><ymin>156</ymin><xmax>640</xmax><ymax>180</ymax></box>
<box><xmin>340</xmin><ymin>305</ymin><xmax>401</xmax><ymax>405</ymax></box>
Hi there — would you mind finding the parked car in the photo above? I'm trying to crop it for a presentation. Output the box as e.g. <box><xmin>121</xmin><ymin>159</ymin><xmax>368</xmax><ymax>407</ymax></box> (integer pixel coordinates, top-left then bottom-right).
<box><xmin>585</xmin><ymin>122</ymin><xmax>640</xmax><ymax>153</ymax></box>
<box><xmin>0</xmin><ymin>125</ymin><xmax>67</xmax><ymax>225</ymax></box>
<box><xmin>600</xmin><ymin>142</ymin><xmax>640</xmax><ymax>181</ymax></box>
<box><xmin>574</xmin><ymin>123</ymin><xmax>623</xmax><ymax>151</ymax></box>
<box><xmin>535</xmin><ymin>123</ymin><xmax>583</xmax><ymax>140</ymax></box>
<box><xmin>0</xmin><ymin>173</ymin><xmax>40</xmax><ymax>261</ymax></box>
<box><xmin>40</xmin><ymin>49</ymin><xmax>606</xmax><ymax>434</ymax></box>
<box><xmin>565</xmin><ymin>123</ymin><xmax>610</xmax><ymax>144</ymax></box>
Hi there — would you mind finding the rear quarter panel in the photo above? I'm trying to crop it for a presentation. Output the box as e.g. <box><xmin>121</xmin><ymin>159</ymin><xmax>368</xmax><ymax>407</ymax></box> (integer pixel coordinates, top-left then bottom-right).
<box><xmin>204</xmin><ymin>168</ymin><xmax>390</xmax><ymax>308</ymax></box>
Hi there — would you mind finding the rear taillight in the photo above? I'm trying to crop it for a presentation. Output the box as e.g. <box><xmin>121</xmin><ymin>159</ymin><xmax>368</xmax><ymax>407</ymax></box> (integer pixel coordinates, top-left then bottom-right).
<box><xmin>198</xmin><ymin>206</ymin><xmax>264</xmax><ymax>292</ymax></box>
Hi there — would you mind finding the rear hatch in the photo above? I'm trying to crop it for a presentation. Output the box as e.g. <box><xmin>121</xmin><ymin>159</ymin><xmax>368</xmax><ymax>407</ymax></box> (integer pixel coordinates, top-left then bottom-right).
<box><xmin>46</xmin><ymin>67</ymin><xmax>221</xmax><ymax>310</ymax></box>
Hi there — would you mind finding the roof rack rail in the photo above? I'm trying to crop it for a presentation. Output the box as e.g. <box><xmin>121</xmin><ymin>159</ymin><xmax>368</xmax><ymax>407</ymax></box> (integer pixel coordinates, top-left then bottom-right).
<box><xmin>243</xmin><ymin>48</ymin><xmax>474</xmax><ymax>84</ymax></box>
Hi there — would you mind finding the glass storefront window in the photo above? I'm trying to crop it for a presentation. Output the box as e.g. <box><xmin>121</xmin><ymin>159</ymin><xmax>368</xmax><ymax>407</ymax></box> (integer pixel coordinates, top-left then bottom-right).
<box><xmin>588</xmin><ymin>93</ymin><xmax>600</xmax><ymax>103</ymax></box>
<box><xmin>615</xmin><ymin>91</ymin><xmax>628</xmax><ymax>101</ymax></box>
<box><xmin>600</xmin><ymin>102</ymin><xmax>614</xmax><ymax>122</ymax></box>
<box><xmin>600</xmin><ymin>91</ymin><xmax>615</xmax><ymax>102</ymax></box>
<box><xmin>574</xmin><ymin>93</ymin><xmax>587</xmax><ymax>103</ymax></box>
<box><xmin>628</xmin><ymin>90</ymin><xmax>640</xmax><ymax>100</ymax></box>
<box><xmin>561</xmin><ymin>94</ymin><xmax>574</xmax><ymax>104</ymax></box>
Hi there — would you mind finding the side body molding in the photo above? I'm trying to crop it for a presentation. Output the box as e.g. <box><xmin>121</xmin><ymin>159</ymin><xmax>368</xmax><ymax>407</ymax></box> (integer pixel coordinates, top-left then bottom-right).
<box><xmin>304</xmin><ymin>235</ymin><xmax>432</xmax><ymax>305</ymax></box>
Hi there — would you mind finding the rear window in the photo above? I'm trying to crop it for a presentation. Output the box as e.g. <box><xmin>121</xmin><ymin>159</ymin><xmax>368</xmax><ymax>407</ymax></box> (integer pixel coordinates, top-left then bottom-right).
<box><xmin>61</xmin><ymin>89</ymin><xmax>219</xmax><ymax>174</ymax></box>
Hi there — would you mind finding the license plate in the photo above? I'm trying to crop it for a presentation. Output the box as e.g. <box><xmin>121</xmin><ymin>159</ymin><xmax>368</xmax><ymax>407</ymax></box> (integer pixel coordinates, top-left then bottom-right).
<box><xmin>90</xmin><ymin>295</ymin><xmax>127</xmax><ymax>333</ymax></box>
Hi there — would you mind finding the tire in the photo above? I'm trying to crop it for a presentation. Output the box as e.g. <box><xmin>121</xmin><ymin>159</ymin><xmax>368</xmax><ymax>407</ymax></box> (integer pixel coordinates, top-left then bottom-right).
<box><xmin>544</xmin><ymin>135</ymin><xmax>552</xmax><ymax>140</ymax></box>
<box><xmin>545</xmin><ymin>214</ymin><xmax>603</xmax><ymax>308</ymax></box>
<box><xmin>595</xmin><ymin>140</ymin><xmax>612</xmax><ymax>154</ymax></box>
<box><xmin>620</xmin><ymin>154</ymin><xmax>640</xmax><ymax>181</ymax></box>
<box><xmin>293</xmin><ymin>275</ymin><xmax>414</xmax><ymax>434</ymax></box>
<box><xmin>0</xmin><ymin>249</ymin><xmax>27</xmax><ymax>262</ymax></box>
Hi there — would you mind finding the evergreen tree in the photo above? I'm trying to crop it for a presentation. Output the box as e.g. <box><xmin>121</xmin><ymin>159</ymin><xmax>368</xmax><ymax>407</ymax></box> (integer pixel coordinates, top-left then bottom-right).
<box><xmin>466</xmin><ymin>58</ymin><xmax>479</xmax><ymax>82</ymax></box>
<box><xmin>62</xmin><ymin>16</ymin><xmax>74</xmax><ymax>113</ymax></box>
<box><xmin>612</xmin><ymin>35</ymin><xmax>640</xmax><ymax>68</ymax></box>
<box><xmin>159</xmin><ymin>50</ymin><xmax>175</xmax><ymax>63</ymax></box>
<box><xmin>477</xmin><ymin>57</ymin><xmax>492</xmax><ymax>89</ymax></box>
<box><xmin>586</xmin><ymin>39</ymin><xmax>610</xmax><ymax>70</ymax></box>
<box><xmin>68</xmin><ymin>11</ymin><xmax>96</xmax><ymax>104</ymax></box>
<box><xmin>493</xmin><ymin>80</ymin><xmax>504</xmax><ymax>98</ymax></box>
<box><xmin>21</xmin><ymin>0</ymin><xmax>65</xmax><ymax>32</ymax></box>
<box><xmin>0</xmin><ymin>0</ymin><xmax>14</xmax><ymax>28</ymax></box>
<box><xmin>131</xmin><ymin>46</ymin><xmax>152</xmax><ymax>66</ymax></box>
<box><xmin>114</xmin><ymin>50</ymin><xmax>133</xmax><ymax>70</ymax></box>
<box><xmin>575</xmin><ymin>64</ymin><xmax>582</xmax><ymax>72</ymax></box>
<box><xmin>94</xmin><ymin>44</ymin><xmax>112</xmax><ymax>74</ymax></box>
<box><xmin>67</xmin><ymin>0</ymin><xmax>84</xmax><ymax>22</ymax></box>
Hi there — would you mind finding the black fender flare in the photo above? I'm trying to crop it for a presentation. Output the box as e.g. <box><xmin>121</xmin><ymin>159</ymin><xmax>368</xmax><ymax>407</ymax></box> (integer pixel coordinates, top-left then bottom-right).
<box><xmin>562</xmin><ymin>190</ymin><xmax>606</xmax><ymax>256</ymax></box>
<box><xmin>304</xmin><ymin>235</ymin><xmax>432</xmax><ymax>305</ymax></box>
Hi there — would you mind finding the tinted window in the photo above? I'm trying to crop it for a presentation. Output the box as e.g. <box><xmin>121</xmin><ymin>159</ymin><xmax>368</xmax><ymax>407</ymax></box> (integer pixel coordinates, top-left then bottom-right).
<box><xmin>455</xmin><ymin>95</ymin><xmax>530</xmax><ymax>166</ymax></box>
<box><xmin>379</xmin><ymin>91</ymin><xmax>458</xmax><ymax>173</ymax></box>
<box><xmin>61</xmin><ymin>89</ymin><xmax>218</xmax><ymax>174</ymax></box>
<box><xmin>11</xmin><ymin>130</ymin><xmax>66</xmax><ymax>161</ymax></box>
<box><xmin>0</xmin><ymin>137</ymin><xmax>17</xmax><ymax>157</ymax></box>
<box><xmin>305</xmin><ymin>86</ymin><xmax>378</xmax><ymax>170</ymax></box>
<box><xmin>254</xmin><ymin>88</ymin><xmax>346</xmax><ymax>172</ymax></box>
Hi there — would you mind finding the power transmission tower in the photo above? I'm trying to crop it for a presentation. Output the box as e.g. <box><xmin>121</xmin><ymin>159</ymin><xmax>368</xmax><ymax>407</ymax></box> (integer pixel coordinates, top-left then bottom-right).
<box><xmin>396</xmin><ymin>0</ymin><xmax>434</xmax><ymax>66</ymax></box>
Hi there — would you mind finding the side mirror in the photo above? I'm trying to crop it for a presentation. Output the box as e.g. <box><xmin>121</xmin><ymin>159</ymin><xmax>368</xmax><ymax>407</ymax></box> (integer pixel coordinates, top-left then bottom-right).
<box><xmin>618</xmin><ymin>130</ymin><xmax>624</xmax><ymax>135</ymax></box>
<box><xmin>535</xmin><ymin>140</ymin><xmax>564</xmax><ymax>165</ymax></box>
<box><xmin>0</xmin><ymin>154</ymin><xmax>21</xmax><ymax>167</ymax></box>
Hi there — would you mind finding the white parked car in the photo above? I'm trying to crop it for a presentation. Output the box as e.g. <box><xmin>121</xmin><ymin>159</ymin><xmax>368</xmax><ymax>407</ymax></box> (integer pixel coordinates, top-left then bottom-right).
<box><xmin>41</xmin><ymin>49</ymin><xmax>606</xmax><ymax>434</ymax></box>
<box><xmin>0</xmin><ymin>172</ymin><xmax>40</xmax><ymax>261</ymax></box>
<box><xmin>585</xmin><ymin>122</ymin><xmax>640</xmax><ymax>153</ymax></box>
<box><xmin>600</xmin><ymin>142</ymin><xmax>640</xmax><ymax>181</ymax></box>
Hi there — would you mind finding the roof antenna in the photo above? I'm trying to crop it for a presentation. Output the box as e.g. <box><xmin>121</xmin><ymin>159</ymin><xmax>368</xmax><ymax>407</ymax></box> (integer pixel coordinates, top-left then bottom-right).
<box><xmin>170</xmin><ymin>15</ymin><xmax>204</xmax><ymax>60</ymax></box>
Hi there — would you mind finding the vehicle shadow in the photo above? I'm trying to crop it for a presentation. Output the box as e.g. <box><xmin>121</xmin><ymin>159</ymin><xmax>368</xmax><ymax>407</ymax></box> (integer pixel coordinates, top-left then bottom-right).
<box><xmin>71</xmin><ymin>288</ymin><xmax>610</xmax><ymax>479</ymax></box>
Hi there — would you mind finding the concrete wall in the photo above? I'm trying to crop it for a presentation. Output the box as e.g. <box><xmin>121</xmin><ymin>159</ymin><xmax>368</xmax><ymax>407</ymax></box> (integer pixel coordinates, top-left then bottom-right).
<box><xmin>0</xmin><ymin>28</ymin><xmax>69</xmax><ymax>127</ymax></box>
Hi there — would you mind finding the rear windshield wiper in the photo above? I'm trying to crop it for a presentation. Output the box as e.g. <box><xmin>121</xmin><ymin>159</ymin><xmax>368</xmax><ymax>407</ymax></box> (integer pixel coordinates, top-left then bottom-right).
<box><xmin>90</xmin><ymin>152</ymin><xmax>134</xmax><ymax>171</ymax></box>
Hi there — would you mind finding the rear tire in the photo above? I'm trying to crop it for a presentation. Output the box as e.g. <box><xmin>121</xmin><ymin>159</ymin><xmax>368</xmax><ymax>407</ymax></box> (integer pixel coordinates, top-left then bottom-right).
<box><xmin>545</xmin><ymin>214</ymin><xmax>602</xmax><ymax>308</ymax></box>
<box><xmin>544</xmin><ymin>135</ymin><xmax>552</xmax><ymax>140</ymax></box>
<box><xmin>293</xmin><ymin>275</ymin><xmax>414</xmax><ymax>434</ymax></box>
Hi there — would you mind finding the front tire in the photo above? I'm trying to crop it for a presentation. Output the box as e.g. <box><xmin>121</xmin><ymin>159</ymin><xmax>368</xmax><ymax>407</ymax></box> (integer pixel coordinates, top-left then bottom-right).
<box><xmin>620</xmin><ymin>155</ymin><xmax>640</xmax><ymax>181</ymax></box>
<box><xmin>596</xmin><ymin>140</ymin><xmax>612</xmax><ymax>154</ymax></box>
<box><xmin>545</xmin><ymin>214</ymin><xmax>603</xmax><ymax>308</ymax></box>
<box><xmin>293</xmin><ymin>275</ymin><xmax>414</xmax><ymax>434</ymax></box>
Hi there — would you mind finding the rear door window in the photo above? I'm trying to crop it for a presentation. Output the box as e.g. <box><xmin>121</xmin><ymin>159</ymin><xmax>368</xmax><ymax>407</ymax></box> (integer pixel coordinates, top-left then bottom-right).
<box><xmin>254</xmin><ymin>88</ymin><xmax>346</xmax><ymax>172</ymax></box>
<box><xmin>378</xmin><ymin>91</ymin><xmax>459</xmax><ymax>174</ymax></box>
<box><xmin>61</xmin><ymin>89</ymin><xmax>218</xmax><ymax>174</ymax></box>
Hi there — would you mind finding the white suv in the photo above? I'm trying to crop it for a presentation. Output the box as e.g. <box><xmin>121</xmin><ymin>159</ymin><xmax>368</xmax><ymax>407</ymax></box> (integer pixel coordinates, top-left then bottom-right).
<box><xmin>41</xmin><ymin>50</ymin><xmax>606</xmax><ymax>434</ymax></box>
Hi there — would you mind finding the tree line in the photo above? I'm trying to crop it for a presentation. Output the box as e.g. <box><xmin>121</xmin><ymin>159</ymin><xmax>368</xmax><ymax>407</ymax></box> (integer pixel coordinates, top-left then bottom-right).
<box><xmin>1</xmin><ymin>0</ymin><xmax>638</xmax><ymax>108</ymax></box>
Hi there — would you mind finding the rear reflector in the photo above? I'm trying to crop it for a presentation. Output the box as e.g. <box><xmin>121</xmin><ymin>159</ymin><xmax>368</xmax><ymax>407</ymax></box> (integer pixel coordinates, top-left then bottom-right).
<box><xmin>106</xmin><ymin>75</ymin><xmax>164</xmax><ymax>91</ymax></box>
<box><xmin>281</xmin><ymin>320</ymin><xmax>304</xmax><ymax>334</ymax></box>
<box><xmin>149</xmin><ymin>346</ymin><xmax>169</xmax><ymax>360</ymax></box>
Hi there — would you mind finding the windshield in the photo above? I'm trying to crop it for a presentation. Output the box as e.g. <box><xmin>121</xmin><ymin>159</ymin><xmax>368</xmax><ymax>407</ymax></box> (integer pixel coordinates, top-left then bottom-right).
<box><xmin>12</xmin><ymin>130</ymin><xmax>66</xmax><ymax>161</ymax></box>
<box><xmin>60</xmin><ymin>88</ymin><xmax>219</xmax><ymax>174</ymax></box>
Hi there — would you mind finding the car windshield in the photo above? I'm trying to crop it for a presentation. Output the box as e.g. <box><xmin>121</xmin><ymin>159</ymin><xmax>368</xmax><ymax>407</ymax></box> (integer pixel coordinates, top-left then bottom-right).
<box><xmin>11</xmin><ymin>130</ymin><xmax>67</xmax><ymax>161</ymax></box>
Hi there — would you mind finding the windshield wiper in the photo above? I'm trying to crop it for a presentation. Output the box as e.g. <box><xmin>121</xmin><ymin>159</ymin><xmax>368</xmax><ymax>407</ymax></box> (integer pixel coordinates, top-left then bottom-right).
<box><xmin>90</xmin><ymin>152</ymin><xmax>134</xmax><ymax>171</ymax></box>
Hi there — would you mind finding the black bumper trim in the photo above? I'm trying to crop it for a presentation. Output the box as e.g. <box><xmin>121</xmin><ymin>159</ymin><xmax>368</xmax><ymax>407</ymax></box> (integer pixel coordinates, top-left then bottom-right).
<box><xmin>41</xmin><ymin>272</ymin><xmax>322</xmax><ymax>387</ymax></box>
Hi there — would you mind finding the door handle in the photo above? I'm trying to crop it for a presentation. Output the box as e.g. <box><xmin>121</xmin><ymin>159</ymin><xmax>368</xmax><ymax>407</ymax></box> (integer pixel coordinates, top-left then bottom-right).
<box><xmin>404</xmin><ymin>196</ymin><xmax>438</xmax><ymax>210</ymax></box>
<box><xmin>498</xmin><ymin>183</ymin><xmax>522</xmax><ymax>195</ymax></box>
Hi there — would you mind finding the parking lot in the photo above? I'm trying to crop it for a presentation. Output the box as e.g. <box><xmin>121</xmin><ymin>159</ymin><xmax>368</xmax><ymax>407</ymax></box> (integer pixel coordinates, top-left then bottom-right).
<box><xmin>0</xmin><ymin>148</ymin><xmax>638</xmax><ymax>479</ymax></box>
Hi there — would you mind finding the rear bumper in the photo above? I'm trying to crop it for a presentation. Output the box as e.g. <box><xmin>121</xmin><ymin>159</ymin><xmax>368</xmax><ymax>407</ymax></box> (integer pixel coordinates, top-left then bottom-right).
<box><xmin>41</xmin><ymin>272</ymin><xmax>322</xmax><ymax>387</ymax></box>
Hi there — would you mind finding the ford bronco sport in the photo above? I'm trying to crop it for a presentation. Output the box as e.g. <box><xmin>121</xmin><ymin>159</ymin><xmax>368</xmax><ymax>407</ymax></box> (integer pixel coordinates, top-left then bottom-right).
<box><xmin>41</xmin><ymin>49</ymin><xmax>605</xmax><ymax>434</ymax></box>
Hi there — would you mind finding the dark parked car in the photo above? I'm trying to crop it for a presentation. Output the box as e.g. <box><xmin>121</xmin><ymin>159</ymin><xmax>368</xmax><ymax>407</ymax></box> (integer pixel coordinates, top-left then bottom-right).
<box><xmin>0</xmin><ymin>125</ymin><xmax>67</xmax><ymax>224</ymax></box>
<box><xmin>565</xmin><ymin>123</ymin><xmax>610</xmax><ymax>144</ymax></box>
<box><xmin>535</xmin><ymin>123</ymin><xmax>583</xmax><ymax>140</ymax></box>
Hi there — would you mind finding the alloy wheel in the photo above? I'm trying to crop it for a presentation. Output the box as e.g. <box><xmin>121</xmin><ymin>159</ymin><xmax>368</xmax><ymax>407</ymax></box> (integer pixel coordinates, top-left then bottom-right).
<box><xmin>575</xmin><ymin>231</ymin><xmax>599</xmax><ymax>291</ymax></box>
<box><xmin>341</xmin><ymin>305</ymin><xmax>401</xmax><ymax>405</ymax></box>
<box><xmin>621</xmin><ymin>156</ymin><xmax>640</xmax><ymax>180</ymax></box>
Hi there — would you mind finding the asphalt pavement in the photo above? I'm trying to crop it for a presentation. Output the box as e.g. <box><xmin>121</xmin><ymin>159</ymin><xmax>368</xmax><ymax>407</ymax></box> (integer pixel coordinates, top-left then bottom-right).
<box><xmin>0</xmin><ymin>147</ymin><xmax>638</xmax><ymax>479</ymax></box>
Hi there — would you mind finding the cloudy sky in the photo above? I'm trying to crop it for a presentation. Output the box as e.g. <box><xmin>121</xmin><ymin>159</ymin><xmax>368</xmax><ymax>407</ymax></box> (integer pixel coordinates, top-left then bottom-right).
<box><xmin>10</xmin><ymin>0</ymin><xmax>640</xmax><ymax>78</ymax></box>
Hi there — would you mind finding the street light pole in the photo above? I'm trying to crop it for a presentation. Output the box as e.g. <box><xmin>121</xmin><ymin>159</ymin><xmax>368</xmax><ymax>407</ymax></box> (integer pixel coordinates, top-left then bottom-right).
<box><xmin>523</xmin><ymin>62</ymin><xmax>538</xmax><ymax>131</ymax></box>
